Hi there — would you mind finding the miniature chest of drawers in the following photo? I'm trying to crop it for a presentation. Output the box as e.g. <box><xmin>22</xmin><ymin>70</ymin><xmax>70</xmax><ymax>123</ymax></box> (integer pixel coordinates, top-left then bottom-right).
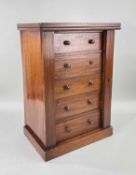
<box><xmin>18</xmin><ymin>23</ymin><xmax>121</xmax><ymax>160</ymax></box>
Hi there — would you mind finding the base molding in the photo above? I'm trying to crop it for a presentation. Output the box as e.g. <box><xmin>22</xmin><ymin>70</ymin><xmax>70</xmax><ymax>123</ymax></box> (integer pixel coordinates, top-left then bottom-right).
<box><xmin>24</xmin><ymin>126</ymin><xmax>113</xmax><ymax>161</ymax></box>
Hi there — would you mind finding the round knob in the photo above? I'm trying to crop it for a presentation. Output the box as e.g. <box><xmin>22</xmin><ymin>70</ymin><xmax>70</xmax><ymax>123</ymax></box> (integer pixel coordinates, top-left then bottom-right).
<box><xmin>64</xmin><ymin>63</ymin><xmax>71</xmax><ymax>69</ymax></box>
<box><xmin>63</xmin><ymin>40</ymin><xmax>71</xmax><ymax>45</ymax></box>
<box><xmin>89</xmin><ymin>60</ymin><xmax>93</xmax><ymax>65</ymax></box>
<box><xmin>88</xmin><ymin>80</ymin><xmax>94</xmax><ymax>86</ymax></box>
<box><xmin>64</xmin><ymin>126</ymin><xmax>71</xmax><ymax>133</ymax></box>
<box><xmin>87</xmin><ymin>119</ymin><xmax>94</xmax><ymax>125</ymax></box>
<box><xmin>87</xmin><ymin>99</ymin><xmax>93</xmax><ymax>105</ymax></box>
<box><xmin>64</xmin><ymin>106</ymin><xmax>70</xmax><ymax>111</ymax></box>
<box><xmin>63</xmin><ymin>84</ymin><xmax>70</xmax><ymax>90</ymax></box>
<box><xmin>88</xmin><ymin>39</ymin><xmax>95</xmax><ymax>44</ymax></box>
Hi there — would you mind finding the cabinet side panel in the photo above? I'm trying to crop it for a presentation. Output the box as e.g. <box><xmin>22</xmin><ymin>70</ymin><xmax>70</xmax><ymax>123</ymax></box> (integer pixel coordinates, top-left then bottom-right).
<box><xmin>20</xmin><ymin>31</ymin><xmax>46</xmax><ymax>145</ymax></box>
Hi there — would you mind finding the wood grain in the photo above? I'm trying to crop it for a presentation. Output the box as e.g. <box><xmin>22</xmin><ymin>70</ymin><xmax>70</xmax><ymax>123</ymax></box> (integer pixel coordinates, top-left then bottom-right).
<box><xmin>20</xmin><ymin>31</ymin><xmax>46</xmax><ymax>145</ymax></box>
<box><xmin>42</xmin><ymin>32</ymin><xmax>56</xmax><ymax>147</ymax></box>
<box><xmin>55</xmin><ymin>53</ymin><xmax>102</xmax><ymax>79</ymax></box>
<box><xmin>54</xmin><ymin>32</ymin><xmax>102</xmax><ymax>53</ymax></box>
<box><xmin>101</xmin><ymin>30</ymin><xmax>115</xmax><ymax>128</ymax></box>
<box><xmin>56</xmin><ymin>111</ymin><xmax>100</xmax><ymax>142</ymax></box>
<box><xmin>17</xmin><ymin>22</ymin><xmax>121</xmax><ymax>31</ymax></box>
<box><xmin>18</xmin><ymin>23</ymin><xmax>120</xmax><ymax>161</ymax></box>
<box><xmin>55</xmin><ymin>73</ymin><xmax>101</xmax><ymax>99</ymax></box>
<box><xmin>56</xmin><ymin>92</ymin><xmax>100</xmax><ymax>120</ymax></box>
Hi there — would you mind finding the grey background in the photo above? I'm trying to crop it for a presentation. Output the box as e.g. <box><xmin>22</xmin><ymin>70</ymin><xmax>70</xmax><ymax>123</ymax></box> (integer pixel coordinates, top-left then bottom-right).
<box><xmin>0</xmin><ymin>1</ymin><xmax>136</xmax><ymax>175</ymax></box>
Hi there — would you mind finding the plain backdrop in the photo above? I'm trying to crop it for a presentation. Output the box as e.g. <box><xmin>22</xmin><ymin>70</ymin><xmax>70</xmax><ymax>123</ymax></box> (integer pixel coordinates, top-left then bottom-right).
<box><xmin>0</xmin><ymin>0</ymin><xmax>136</xmax><ymax>175</ymax></box>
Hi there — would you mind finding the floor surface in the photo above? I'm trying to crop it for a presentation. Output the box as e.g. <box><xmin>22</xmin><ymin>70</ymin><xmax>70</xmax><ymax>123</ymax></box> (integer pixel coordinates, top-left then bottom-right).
<box><xmin>0</xmin><ymin>111</ymin><xmax>136</xmax><ymax>175</ymax></box>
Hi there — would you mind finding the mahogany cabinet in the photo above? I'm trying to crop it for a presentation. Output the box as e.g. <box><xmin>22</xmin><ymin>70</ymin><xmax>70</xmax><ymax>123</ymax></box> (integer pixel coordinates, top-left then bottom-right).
<box><xmin>18</xmin><ymin>23</ymin><xmax>121</xmax><ymax>160</ymax></box>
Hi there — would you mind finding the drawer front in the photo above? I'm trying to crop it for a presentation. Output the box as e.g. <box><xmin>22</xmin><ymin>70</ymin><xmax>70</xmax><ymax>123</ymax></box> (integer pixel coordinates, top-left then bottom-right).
<box><xmin>56</xmin><ymin>111</ymin><xmax>100</xmax><ymax>142</ymax></box>
<box><xmin>56</xmin><ymin>92</ymin><xmax>100</xmax><ymax>120</ymax></box>
<box><xmin>55</xmin><ymin>53</ymin><xmax>102</xmax><ymax>79</ymax></box>
<box><xmin>55</xmin><ymin>74</ymin><xmax>101</xmax><ymax>99</ymax></box>
<box><xmin>54</xmin><ymin>33</ymin><xmax>102</xmax><ymax>54</ymax></box>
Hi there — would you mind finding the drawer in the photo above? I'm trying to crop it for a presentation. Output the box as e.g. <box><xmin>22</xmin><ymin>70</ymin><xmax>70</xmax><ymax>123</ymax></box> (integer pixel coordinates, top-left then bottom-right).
<box><xmin>56</xmin><ymin>111</ymin><xmax>100</xmax><ymax>142</ymax></box>
<box><xmin>54</xmin><ymin>33</ymin><xmax>102</xmax><ymax>54</ymax></box>
<box><xmin>55</xmin><ymin>53</ymin><xmax>102</xmax><ymax>79</ymax></box>
<box><xmin>56</xmin><ymin>92</ymin><xmax>100</xmax><ymax>120</ymax></box>
<box><xmin>55</xmin><ymin>74</ymin><xmax>101</xmax><ymax>99</ymax></box>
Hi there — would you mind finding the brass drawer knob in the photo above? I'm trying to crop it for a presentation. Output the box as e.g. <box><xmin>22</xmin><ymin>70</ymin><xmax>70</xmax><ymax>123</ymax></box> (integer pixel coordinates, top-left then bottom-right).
<box><xmin>88</xmin><ymin>39</ymin><xmax>95</xmax><ymax>44</ymax></box>
<box><xmin>89</xmin><ymin>60</ymin><xmax>93</xmax><ymax>65</ymax></box>
<box><xmin>88</xmin><ymin>80</ymin><xmax>94</xmax><ymax>86</ymax></box>
<box><xmin>63</xmin><ymin>84</ymin><xmax>70</xmax><ymax>90</ymax></box>
<box><xmin>87</xmin><ymin>119</ymin><xmax>94</xmax><ymax>125</ymax></box>
<box><xmin>64</xmin><ymin>126</ymin><xmax>71</xmax><ymax>133</ymax></box>
<box><xmin>64</xmin><ymin>106</ymin><xmax>70</xmax><ymax>111</ymax></box>
<box><xmin>63</xmin><ymin>40</ymin><xmax>71</xmax><ymax>45</ymax></box>
<box><xmin>87</xmin><ymin>99</ymin><xmax>93</xmax><ymax>104</ymax></box>
<box><xmin>64</xmin><ymin>63</ymin><xmax>71</xmax><ymax>69</ymax></box>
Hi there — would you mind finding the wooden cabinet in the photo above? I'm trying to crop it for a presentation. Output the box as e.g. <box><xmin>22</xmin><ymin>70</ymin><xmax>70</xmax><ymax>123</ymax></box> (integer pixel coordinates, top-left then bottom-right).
<box><xmin>18</xmin><ymin>23</ymin><xmax>121</xmax><ymax>161</ymax></box>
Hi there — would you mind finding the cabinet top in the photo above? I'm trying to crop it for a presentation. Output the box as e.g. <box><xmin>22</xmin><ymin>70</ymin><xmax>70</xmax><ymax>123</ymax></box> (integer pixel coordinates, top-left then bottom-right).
<box><xmin>17</xmin><ymin>22</ymin><xmax>121</xmax><ymax>31</ymax></box>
